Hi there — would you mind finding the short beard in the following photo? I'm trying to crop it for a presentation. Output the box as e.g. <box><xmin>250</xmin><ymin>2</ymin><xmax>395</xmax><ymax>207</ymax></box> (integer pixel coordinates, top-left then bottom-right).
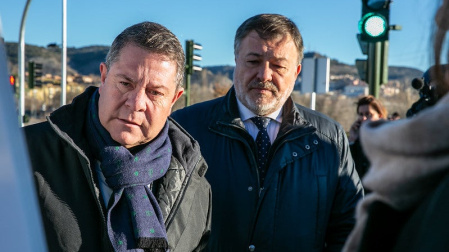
<box><xmin>237</xmin><ymin>81</ymin><xmax>282</xmax><ymax>116</ymax></box>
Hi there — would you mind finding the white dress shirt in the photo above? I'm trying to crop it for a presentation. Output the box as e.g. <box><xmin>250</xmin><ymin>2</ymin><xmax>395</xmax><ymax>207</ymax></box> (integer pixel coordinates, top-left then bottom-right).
<box><xmin>236</xmin><ymin>98</ymin><xmax>283</xmax><ymax>144</ymax></box>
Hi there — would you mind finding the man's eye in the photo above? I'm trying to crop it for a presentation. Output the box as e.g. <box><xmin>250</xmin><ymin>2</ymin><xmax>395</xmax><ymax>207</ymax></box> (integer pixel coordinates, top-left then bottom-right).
<box><xmin>274</xmin><ymin>65</ymin><xmax>287</xmax><ymax>71</ymax></box>
<box><xmin>247</xmin><ymin>60</ymin><xmax>259</xmax><ymax>65</ymax></box>
<box><xmin>117</xmin><ymin>81</ymin><xmax>133</xmax><ymax>93</ymax></box>
<box><xmin>148</xmin><ymin>90</ymin><xmax>164</xmax><ymax>96</ymax></box>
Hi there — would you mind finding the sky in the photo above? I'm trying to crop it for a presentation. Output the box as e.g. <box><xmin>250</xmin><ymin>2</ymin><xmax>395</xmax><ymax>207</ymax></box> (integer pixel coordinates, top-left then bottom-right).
<box><xmin>0</xmin><ymin>0</ymin><xmax>441</xmax><ymax>72</ymax></box>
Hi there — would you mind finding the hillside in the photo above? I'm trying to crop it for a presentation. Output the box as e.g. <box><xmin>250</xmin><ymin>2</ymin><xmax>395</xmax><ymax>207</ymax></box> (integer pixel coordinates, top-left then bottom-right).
<box><xmin>5</xmin><ymin>42</ymin><xmax>109</xmax><ymax>76</ymax></box>
<box><xmin>5</xmin><ymin>42</ymin><xmax>427</xmax><ymax>130</ymax></box>
<box><xmin>5</xmin><ymin>42</ymin><xmax>424</xmax><ymax>90</ymax></box>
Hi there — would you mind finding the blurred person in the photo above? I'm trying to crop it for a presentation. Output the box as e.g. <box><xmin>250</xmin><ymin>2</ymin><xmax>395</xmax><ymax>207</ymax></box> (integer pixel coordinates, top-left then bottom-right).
<box><xmin>172</xmin><ymin>13</ymin><xmax>363</xmax><ymax>251</ymax></box>
<box><xmin>406</xmin><ymin>64</ymin><xmax>449</xmax><ymax>117</ymax></box>
<box><xmin>388</xmin><ymin>112</ymin><xmax>401</xmax><ymax>120</ymax></box>
<box><xmin>343</xmin><ymin>0</ymin><xmax>449</xmax><ymax>251</ymax></box>
<box><xmin>348</xmin><ymin>95</ymin><xmax>387</xmax><ymax>179</ymax></box>
<box><xmin>24</xmin><ymin>22</ymin><xmax>211</xmax><ymax>251</ymax></box>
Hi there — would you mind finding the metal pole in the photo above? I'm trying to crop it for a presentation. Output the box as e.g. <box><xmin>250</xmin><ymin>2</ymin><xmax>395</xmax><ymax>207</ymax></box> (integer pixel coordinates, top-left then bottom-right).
<box><xmin>184</xmin><ymin>40</ymin><xmax>192</xmax><ymax>107</ymax></box>
<box><xmin>185</xmin><ymin>73</ymin><xmax>191</xmax><ymax>107</ymax></box>
<box><xmin>310</xmin><ymin>92</ymin><xmax>316</xmax><ymax>110</ymax></box>
<box><xmin>380</xmin><ymin>40</ymin><xmax>389</xmax><ymax>85</ymax></box>
<box><xmin>367</xmin><ymin>41</ymin><xmax>381</xmax><ymax>98</ymax></box>
<box><xmin>61</xmin><ymin>0</ymin><xmax>67</xmax><ymax>106</ymax></box>
<box><xmin>18</xmin><ymin>0</ymin><xmax>32</xmax><ymax>127</ymax></box>
<box><xmin>309</xmin><ymin>58</ymin><xmax>319</xmax><ymax>110</ymax></box>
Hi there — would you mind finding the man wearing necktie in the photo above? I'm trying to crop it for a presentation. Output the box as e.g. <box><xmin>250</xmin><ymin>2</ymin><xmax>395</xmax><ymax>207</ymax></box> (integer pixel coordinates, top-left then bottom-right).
<box><xmin>171</xmin><ymin>14</ymin><xmax>363</xmax><ymax>252</ymax></box>
<box><xmin>251</xmin><ymin>116</ymin><xmax>271</xmax><ymax>185</ymax></box>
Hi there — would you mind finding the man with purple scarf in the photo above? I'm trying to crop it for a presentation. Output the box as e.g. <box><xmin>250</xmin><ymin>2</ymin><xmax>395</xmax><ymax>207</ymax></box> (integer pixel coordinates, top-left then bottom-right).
<box><xmin>24</xmin><ymin>22</ymin><xmax>211</xmax><ymax>251</ymax></box>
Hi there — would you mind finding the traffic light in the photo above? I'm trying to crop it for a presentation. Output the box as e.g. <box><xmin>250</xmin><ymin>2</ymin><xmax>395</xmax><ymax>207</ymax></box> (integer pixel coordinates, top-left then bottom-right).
<box><xmin>355</xmin><ymin>59</ymin><xmax>367</xmax><ymax>82</ymax></box>
<box><xmin>28</xmin><ymin>61</ymin><xmax>43</xmax><ymax>88</ymax></box>
<box><xmin>185</xmin><ymin>40</ymin><xmax>202</xmax><ymax>75</ymax></box>
<box><xmin>9</xmin><ymin>75</ymin><xmax>16</xmax><ymax>93</ymax></box>
<box><xmin>184</xmin><ymin>40</ymin><xmax>203</xmax><ymax>107</ymax></box>
<box><xmin>359</xmin><ymin>0</ymin><xmax>390</xmax><ymax>42</ymax></box>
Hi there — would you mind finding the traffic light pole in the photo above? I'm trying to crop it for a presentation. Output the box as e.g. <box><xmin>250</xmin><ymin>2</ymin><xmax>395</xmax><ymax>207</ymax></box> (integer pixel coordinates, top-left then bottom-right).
<box><xmin>366</xmin><ymin>40</ymin><xmax>389</xmax><ymax>98</ymax></box>
<box><xmin>367</xmin><ymin>42</ymin><xmax>381</xmax><ymax>98</ymax></box>
<box><xmin>61</xmin><ymin>0</ymin><xmax>67</xmax><ymax>106</ymax></box>
<box><xmin>185</xmin><ymin>73</ymin><xmax>191</xmax><ymax>107</ymax></box>
<box><xmin>18</xmin><ymin>0</ymin><xmax>32</xmax><ymax>127</ymax></box>
<box><xmin>380</xmin><ymin>40</ymin><xmax>389</xmax><ymax>85</ymax></box>
<box><xmin>185</xmin><ymin>40</ymin><xmax>192</xmax><ymax>107</ymax></box>
<box><xmin>184</xmin><ymin>40</ymin><xmax>202</xmax><ymax>107</ymax></box>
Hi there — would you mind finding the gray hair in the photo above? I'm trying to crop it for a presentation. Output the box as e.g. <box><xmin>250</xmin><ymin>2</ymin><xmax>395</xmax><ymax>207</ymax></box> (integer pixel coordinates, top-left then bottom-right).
<box><xmin>234</xmin><ymin>14</ymin><xmax>304</xmax><ymax>64</ymax></box>
<box><xmin>105</xmin><ymin>21</ymin><xmax>185</xmax><ymax>89</ymax></box>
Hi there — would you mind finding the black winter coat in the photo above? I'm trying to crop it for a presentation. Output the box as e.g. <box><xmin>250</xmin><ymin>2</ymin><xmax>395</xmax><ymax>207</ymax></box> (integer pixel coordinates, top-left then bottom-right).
<box><xmin>24</xmin><ymin>86</ymin><xmax>212</xmax><ymax>252</ymax></box>
<box><xmin>350</xmin><ymin>139</ymin><xmax>370</xmax><ymax>179</ymax></box>
<box><xmin>171</xmin><ymin>88</ymin><xmax>364</xmax><ymax>252</ymax></box>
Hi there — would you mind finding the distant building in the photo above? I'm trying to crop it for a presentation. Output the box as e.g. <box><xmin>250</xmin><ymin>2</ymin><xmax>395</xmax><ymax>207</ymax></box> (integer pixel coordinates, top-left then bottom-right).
<box><xmin>72</xmin><ymin>75</ymin><xmax>94</xmax><ymax>84</ymax></box>
<box><xmin>344</xmin><ymin>84</ymin><xmax>369</xmax><ymax>97</ymax></box>
<box><xmin>381</xmin><ymin>80</ymin><xmax>402</xmax><ymax>97</ymax></box>
<box><xmin>382</xmin><ymin>86</ymin><xmax>401</xmax><ymax>96</ymax></box>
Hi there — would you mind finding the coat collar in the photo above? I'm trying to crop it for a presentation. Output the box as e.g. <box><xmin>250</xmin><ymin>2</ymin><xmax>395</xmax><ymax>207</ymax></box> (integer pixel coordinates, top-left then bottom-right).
<box><xmin>48</xmin><ymin>86</ymin><xmax>97</xmax><ymax>142</ymax></box>
<box><xmin>216</xmin><ymin>86</ymin><xmax>314</xmax><ymax>136</ymax></box>
<box><xmin>47</xmin><ymin>86</ymin><xmax>98</xmax><ymax>156</ymax></box>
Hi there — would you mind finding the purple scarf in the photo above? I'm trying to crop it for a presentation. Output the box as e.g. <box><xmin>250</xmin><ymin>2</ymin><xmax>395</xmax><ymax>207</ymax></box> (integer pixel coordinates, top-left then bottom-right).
<box><xmin>86</xmin><ymin>90</ymin><xmax>171</xmax><ymax>251</ymax></box>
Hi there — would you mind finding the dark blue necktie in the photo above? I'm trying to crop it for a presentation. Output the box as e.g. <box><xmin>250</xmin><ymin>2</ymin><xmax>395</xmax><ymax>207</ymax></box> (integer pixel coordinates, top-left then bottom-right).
<box><xmin>251</xmin><ymin>116</ymin><xmax>271</xmax><ymax>185</ymax></box>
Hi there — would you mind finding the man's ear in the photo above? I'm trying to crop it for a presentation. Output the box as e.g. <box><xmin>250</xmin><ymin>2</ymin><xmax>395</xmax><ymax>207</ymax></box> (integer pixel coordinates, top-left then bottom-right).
<box><xmin>296</xmin><ymin>64</ymin><xmax>302</xmax><ymax>76</ymax></box>
<box><xmin>171</xmin><ymin>87</ymin><xmax>184</xmax><ymax>106</ymax></box>
<box><xmin>99</xmin><ymin>62</ymin><xmax>108</xmax><ymax>93</ymax></box>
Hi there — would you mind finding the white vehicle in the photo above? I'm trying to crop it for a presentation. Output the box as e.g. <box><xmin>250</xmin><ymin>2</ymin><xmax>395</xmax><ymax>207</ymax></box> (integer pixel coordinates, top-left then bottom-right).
<box><xmin>0</xmin><ymin>16</ymin><xmax>47</xmax><ymax>251</ymax></box>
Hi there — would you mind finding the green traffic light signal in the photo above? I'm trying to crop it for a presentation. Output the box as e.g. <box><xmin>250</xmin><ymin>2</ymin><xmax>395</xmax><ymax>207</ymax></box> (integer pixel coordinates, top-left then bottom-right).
<box><xmin>360</xmin><ymin>12</ymin><xmax>387</xmax><ymax>38</ymax></box>
<box><xmin>359</xmin><ymin>0</ymin><xmax>390</xmax><ymax>42</ymax></box>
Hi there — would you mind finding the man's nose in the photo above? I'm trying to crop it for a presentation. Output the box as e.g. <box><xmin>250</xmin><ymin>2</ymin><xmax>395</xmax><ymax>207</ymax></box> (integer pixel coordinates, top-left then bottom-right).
<box><xmin>126</xmin><ymin>89</ymin><xmax>147</xmax><ymax>112</ymax></box>
<box><xmin>256</xmin><ymin>62</ymin><xmax>273</xmax><ymax>82</ymax></box>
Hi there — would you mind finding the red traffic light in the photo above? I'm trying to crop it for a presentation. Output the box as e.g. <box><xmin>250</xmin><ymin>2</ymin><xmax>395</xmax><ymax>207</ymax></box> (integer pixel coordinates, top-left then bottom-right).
<box><xmin>9</xmin><ymin>75</ymin><xmax>15</xmax><ymax>86</ymax></box>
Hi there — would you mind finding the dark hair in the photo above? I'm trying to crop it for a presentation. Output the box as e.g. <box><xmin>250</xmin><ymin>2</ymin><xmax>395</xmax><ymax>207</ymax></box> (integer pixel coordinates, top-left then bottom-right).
<box><xmin>356</xmin><ymin>95</ymin><xmax>387</xmax><ymax>119</ymax></box>
<box><xmin>234</xmin><ymin>14</ymin><xmax>304</xmax><ymax>64</ymax></box>
<box><xmin>105</xmin><ymin>21</ymin><xmax>185</xmax><ymax>88</ymax></box>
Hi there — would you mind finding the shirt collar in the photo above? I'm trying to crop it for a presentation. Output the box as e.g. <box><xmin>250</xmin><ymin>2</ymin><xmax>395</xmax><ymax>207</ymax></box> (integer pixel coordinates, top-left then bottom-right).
<box><xmin>236</xmin><ymin>97</ymin><xmax>283</xmax><ymax>123</ymax></box>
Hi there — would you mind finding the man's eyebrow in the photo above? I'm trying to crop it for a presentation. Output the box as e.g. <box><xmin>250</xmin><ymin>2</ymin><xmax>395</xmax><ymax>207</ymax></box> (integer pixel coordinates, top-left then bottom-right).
<box><xmin>245</xmin><ymin>52</ymin><xmax>288</xmax><ymax>62</ymax></box>
<box><xmin>149</xmin><ymin>84</ymin><xmax>170</xmax><ymax>91</ymax></box>
<box><xmin>115</xmin><ymin>73</ymin><xmax>135</xmax><ymax>83</ymax></box>
<box><xmin>245</xmin><ymin>52</ymin><xmax>262</xmax><ymax>57</ymax></box>
<box><xmin>273</xmin><ymin>57</ymin><xmax>288</xmax><ymax>63</ymax></box>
